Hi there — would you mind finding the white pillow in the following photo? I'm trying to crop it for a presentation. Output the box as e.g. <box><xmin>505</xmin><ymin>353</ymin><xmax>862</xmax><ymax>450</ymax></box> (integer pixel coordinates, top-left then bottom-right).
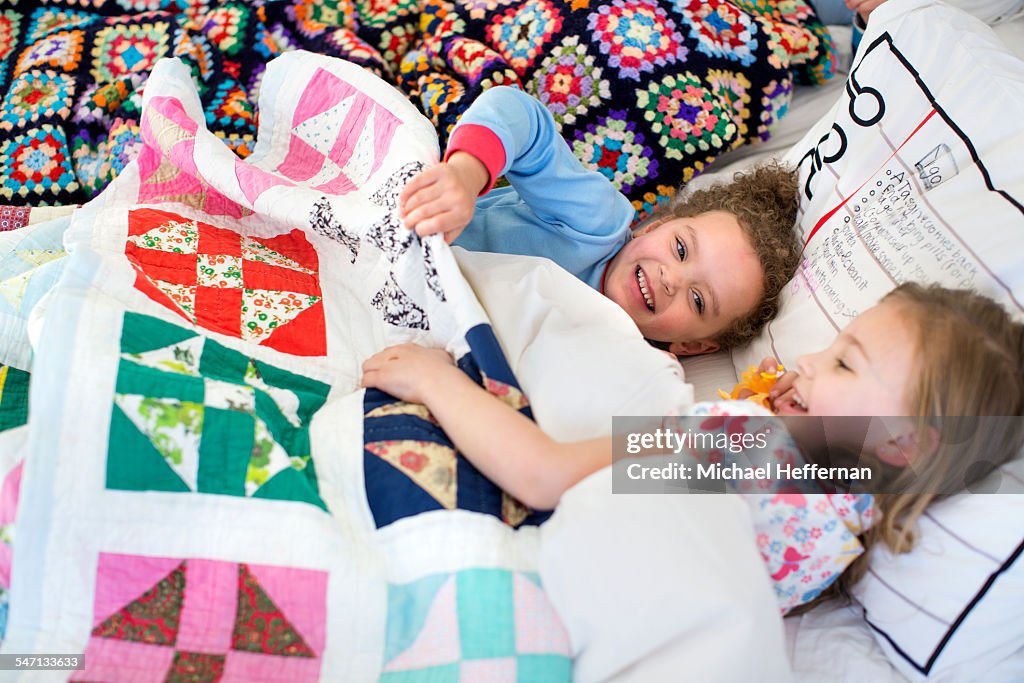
<box><xmin>730</xmin><ymin>1</ymin><xmax>1024</xmax><ymax>679</ymax></box>
<box><xmin>852</xmin><ymin>459</ymin><xmax>1024</xmax><ymax>682</ymax></box>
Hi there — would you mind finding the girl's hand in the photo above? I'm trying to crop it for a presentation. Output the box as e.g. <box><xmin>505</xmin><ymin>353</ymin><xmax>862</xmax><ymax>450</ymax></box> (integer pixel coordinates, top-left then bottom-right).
<box><xmin>755</xmin><ymin>356</ymin><xmax>800</xmax><ymax>412</ymax></box>
<box><xmin>361</xmin><ymin>343</ymin><xmax>458</xmax><ymax>404</ymax></box>
<box><xmin>757</xmin><ymin>356</ymin><xmax>779</xmax><ymax>374</ymax></box>
<box><xmin>769</xmin><ymin>369</ymin><xmax>801</xmax><ymax>413</ymax></box>
<box><xmin>398</xmin><ymin>152</ymin><xmax>489</xmax><ymax>243</ymax></box>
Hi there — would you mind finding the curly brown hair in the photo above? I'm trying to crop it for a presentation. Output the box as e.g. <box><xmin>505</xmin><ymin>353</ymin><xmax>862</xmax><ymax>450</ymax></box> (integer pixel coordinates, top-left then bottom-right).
<box><xmin>659</xmin><ymin>161</ymin><xmax>802</xmax><ymax>349</ymax></box>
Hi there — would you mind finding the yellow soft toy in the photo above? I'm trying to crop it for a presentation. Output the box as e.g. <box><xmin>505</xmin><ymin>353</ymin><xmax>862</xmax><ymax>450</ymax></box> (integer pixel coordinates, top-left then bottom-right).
<box><xmin>718</xmin><ymin>364</ymin><xmax>785</xmax><ymax>411</ymax></box>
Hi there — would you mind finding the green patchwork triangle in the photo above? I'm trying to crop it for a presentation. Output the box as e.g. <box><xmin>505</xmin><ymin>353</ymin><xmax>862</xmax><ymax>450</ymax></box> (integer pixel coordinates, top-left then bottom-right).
<box><xmin>198</xmin><ymin>337</ymin><xmax>249</xmax><ymax>383</ymax></box>
<box><xmin>107</xmin><ymin>404</ymin><xmax>193</xmax><ymax>493</ymax></box>
<box><xmin>120</xmin><ymin>312</ymin><xmax>201</xmax><ymax>356</ymax></box>
<box><xmin>113</xmin><ymin>394</ymin><xmax>203</xmax><ymax>490</ymax></box>
<box><xmin>253</xmin><ymin>461</ymin><xmax>327</xmax><ymax>511</ymax></box>
<box><xmin>246</xmin><ymin>416</ymin><xmax>294</xmax><ymax>494</ymax></box>
<box><xmin>248</xmin><ymin>360</ymin><xmax>330</xmax><ymax>421</ymax></box>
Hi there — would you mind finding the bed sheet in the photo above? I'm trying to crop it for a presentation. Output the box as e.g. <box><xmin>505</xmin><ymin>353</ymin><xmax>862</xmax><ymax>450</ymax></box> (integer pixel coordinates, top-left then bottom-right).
<box><xmin>785</xmin><ymin>605</ymin><xmax>909</xmax><ymax>683</ymax></box>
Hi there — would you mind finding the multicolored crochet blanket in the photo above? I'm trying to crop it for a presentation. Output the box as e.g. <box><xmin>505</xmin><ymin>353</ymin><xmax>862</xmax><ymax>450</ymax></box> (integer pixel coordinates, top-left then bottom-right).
<box><xmin>0</xmin><ymin>0</ymin><xmax>835</xmax><ymax>215</ymax></box>
<box><xmin>0</xmin><ymin>51</ymin><xmax>572</xmax><ymax>681</ymax></box>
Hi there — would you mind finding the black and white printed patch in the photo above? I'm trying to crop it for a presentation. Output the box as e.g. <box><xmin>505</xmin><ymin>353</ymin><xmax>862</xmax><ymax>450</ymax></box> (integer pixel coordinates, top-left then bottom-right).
<box><xmin>422</xmin><ymin>240</ymin><xmax>446</xmax><ymax>302</ymax></box>
<box><xmin>366</xmin><ymin>214</ymin><xmax>415</xmax><ymax>263</ymax></box>
<box><xmin>369</xmin><ymin>161</ymin><xmax>427</xmax><ymax>209</ymax></box>
<box><xmin>371</xmin><ymin>273</ymin><xmax>429</xmax><ymax>330</ymax></box>
<box><xmin>310</xmin><ymin>197</ymin><xmax>360</xmax><ymax>263</ymax></box>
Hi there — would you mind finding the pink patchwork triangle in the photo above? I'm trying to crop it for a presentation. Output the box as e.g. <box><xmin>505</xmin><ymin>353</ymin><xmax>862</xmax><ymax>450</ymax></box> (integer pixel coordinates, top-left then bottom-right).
<box><xmin>91</xmin><ymin>553</ymin><xmax>184</xmax><ymax>630</ymax></box>
<box><xmin>512</xmin><ymin>574</ymin><xmax>571</xmax><ymax>655</ymax></box>
<box><xmin>234</xmin><ymin>159</ymin><xmax>293</xmax><ymax>205</ymax></box>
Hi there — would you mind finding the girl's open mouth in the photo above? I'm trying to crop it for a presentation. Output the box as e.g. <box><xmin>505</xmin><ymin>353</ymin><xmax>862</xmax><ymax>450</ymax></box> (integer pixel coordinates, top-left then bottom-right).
<box><xmin>636</xmin><ymin>266</ymin><xmax>655</xmax><ymax>312</ymax></box>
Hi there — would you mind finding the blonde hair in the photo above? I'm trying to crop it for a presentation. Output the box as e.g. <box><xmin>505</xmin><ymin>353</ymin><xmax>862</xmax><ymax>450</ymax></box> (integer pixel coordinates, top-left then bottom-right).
<box><xmin>805</xmin><ymin>283</ymin><xmax>1024</xmax><ymax>611</ymax></box>
<box><xmin>661</xmin><ymin>161</ymin><xmax>802</xmax><ymax>349</ymax></box>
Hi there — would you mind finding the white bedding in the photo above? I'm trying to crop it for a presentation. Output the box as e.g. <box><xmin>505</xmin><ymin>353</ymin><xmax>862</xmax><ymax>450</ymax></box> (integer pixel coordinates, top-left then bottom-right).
<box><xmin>785</xmin><ymin>605</ymin><xmax>1024</xmax><ymax>683</ymax></box>
<box><xmin>785</xmin><ymin>605</ymin><xmax>909</xmax><ymax>682</ymax></box>
<box><xmin>541</xmin><ymin>469</ymin><xmax>791</xmax><ymax>683</ymax></box>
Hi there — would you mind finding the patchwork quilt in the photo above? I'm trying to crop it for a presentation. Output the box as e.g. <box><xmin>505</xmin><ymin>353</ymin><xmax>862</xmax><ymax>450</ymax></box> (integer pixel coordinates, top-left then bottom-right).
<box><xmin>0</xmin><ymin>51</ymin><xmax>571</xmax><ymax>681</ymax></box>
<box><xmin>0</xmin><ymin>0</ymin><xmax>835</xmax><ymax>216</ymax></box>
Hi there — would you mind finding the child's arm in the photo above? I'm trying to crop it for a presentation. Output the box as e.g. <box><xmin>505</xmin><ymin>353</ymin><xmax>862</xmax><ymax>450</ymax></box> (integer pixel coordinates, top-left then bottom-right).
<box><xmin>402</xmin><ymin>86</ymin><xmax>634</xmax><ymax>241</ymax></box>
<box><xmin>361</xmin><ymin>344</ymin><xmax>610</xmax><ymax>510</ymax></box>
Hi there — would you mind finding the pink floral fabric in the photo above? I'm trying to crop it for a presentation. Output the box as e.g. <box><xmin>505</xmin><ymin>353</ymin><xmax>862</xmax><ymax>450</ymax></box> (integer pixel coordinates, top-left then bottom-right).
<box><xmin>688</xmin><ymin>401</ymin><xmax>875</xmax><ymax>613</ymax></box>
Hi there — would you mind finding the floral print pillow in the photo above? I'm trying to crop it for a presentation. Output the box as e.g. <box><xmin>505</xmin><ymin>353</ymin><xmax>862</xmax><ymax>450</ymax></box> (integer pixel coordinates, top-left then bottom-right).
<box><xmin>688</xmin><ymin>401</ymin><xmax>875</xmax><ymax>613</ymax></box>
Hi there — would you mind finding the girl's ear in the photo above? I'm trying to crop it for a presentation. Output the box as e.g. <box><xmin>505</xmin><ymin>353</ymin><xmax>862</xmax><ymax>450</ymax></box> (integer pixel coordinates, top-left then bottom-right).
<box><xmin>876</xmin><ymin>425</ymin><xmax>940</xmax><ymax>467</ymax></box>
<box><xmin>669</xmin><ymin>339</ymin><xmax>720</xmax><ymax>356</ymax></box>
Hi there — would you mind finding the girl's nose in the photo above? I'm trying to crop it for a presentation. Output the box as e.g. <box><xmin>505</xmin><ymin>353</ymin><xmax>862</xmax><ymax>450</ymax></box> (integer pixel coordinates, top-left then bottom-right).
<box><xmin>659</xmin><ymin>263</ymin><xmax>682</xmax><ymax>296</ymax></box>
<box><xmin>796</xmin><ymin>353</ymin><xmax>814</xmax><ymax>378</ymax></box>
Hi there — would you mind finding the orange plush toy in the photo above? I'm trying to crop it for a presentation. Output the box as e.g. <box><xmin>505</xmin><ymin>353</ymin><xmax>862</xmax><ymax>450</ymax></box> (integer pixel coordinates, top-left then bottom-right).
<box><xmin>718</xmin><ymin>364</ymin><xmax>785</xmax><ymax>411</ymax></box>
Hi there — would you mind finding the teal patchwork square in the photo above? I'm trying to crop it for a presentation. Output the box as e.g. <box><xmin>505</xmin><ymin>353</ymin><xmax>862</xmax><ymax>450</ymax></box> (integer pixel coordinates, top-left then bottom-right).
<box><xmin>517</xmin><ymin>654</ymin><xmax>572</xmax><ymax>682</ymax></box>
<box><xmin>456</xmin><ymin>569</ymin><xmax>515</xmax><ymax>660</ymax></box>
<box><xmin>379</xmin><ymin>664</ymin><xmax>459</xmax><ymax>683</ymax></box>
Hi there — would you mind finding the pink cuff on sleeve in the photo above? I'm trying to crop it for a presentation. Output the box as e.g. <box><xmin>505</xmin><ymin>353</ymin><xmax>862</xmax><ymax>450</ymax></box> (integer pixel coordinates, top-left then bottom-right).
<box><xmin>445</xmin><ymin>124</ymin><xmax>506</xmax><ymax>195</ymax></box>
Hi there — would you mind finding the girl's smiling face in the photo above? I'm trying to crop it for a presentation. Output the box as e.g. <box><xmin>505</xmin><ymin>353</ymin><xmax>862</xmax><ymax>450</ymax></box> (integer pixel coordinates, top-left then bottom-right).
<box><xmin>776</xmin><ymin>300</ymin><xmax>917</xmax><ymax>418</ymax></box>
<box><xmin>602</xmin><ymin>211</ymin><xmax>764</xmax><ymax>355</ymax></box>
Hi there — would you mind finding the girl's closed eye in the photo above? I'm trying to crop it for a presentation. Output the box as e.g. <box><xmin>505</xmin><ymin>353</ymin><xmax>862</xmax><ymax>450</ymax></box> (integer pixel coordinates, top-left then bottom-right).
<box><xmin>675</xmin><ymin>237</ymin><xmax>687</xmax><ymax>260</ymax></box>
<box><xmin>836</xmin><ymin>358</ymin><xmax>851</xmax><ymax>371</ymax></box>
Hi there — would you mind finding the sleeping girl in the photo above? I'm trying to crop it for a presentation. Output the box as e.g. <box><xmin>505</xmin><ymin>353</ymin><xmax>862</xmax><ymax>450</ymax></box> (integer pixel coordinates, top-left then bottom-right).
<box><xmin>397</xmin><ymin>86</ymin><xmax>802</xmax><ymax>356</ymax></box>
<box><xmin>361</xmin><ymin>281</ymin><xmax>1024</xmax><ymax>609</ymax></box>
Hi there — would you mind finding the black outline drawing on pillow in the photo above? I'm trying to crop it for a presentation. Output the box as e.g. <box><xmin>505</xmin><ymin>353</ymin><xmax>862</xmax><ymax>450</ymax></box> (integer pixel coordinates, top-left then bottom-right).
<box><xmin>798</xmin><ymin>123</ymin><xmax>848</xmax><ymax>201</ymax></box>
<box><xmin>846</xmin><ymin>69</ymin><xmax>885</xmax><ymax>128</ymax></box>
<box><xmin>914</xmin><ymin>143</ymin><xmax>959</xmax><ymax>192</ymax></box>
<box><xmin>309</xmin><ymin>197</ymin><xmax>360</xmax><ymax>264</ymax></box>
<box><xmin>371</xmin><ymin>273</ymin><xmax>429</xmax><ymax>330</ymax></box>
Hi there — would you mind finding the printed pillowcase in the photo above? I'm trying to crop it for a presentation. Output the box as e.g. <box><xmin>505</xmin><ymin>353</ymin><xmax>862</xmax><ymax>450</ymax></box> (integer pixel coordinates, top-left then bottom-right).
<box><xmin>732</xmin><ymin>1</ymin><xmax>1024</xmax><ymax>679</ymax></box>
